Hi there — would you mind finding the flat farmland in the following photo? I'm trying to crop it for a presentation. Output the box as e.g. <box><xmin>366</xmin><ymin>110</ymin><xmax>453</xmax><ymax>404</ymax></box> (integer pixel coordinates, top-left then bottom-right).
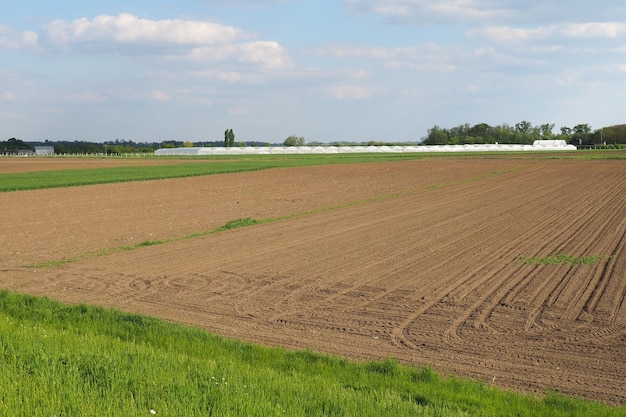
<box><xmin>1</xmin><ymin>156</ymin><xmax>625</xmax><ymax>403</ymax></box>
<box><xmin>0</xmin><ymin>156</ymin><xmax>211</xmax><ymax>174</ymax></box>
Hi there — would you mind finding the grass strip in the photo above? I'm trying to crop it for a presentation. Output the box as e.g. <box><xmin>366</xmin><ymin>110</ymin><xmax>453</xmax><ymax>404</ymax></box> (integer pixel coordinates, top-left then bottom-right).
<box><xmin>27</xmin><ymin>218</ymin><xmax>261</xmax><ymax>268</ymax></box>
<box><xmin>0</xmin><ymin>290</ymin><xmax>623</xmax><ymax>416</ymax></box>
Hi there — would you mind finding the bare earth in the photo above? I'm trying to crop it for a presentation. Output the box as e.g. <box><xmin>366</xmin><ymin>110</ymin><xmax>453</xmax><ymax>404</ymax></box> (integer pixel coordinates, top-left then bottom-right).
<box><xmin>1</xmin><ymin>157</ymin><xmax>625</xmax><ymax>404</ymax></box>
<box><xmin>0</xmin><ymin>157</ymin><xmax>213</xmax><ymax>174</ymax></box>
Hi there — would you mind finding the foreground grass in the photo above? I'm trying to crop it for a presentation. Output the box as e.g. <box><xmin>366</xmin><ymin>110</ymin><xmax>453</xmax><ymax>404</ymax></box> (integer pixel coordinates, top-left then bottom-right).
<box><xmin>0</xmin><ymin>291</ymin><xmax>623</xmax><ymax>416</ymax></box>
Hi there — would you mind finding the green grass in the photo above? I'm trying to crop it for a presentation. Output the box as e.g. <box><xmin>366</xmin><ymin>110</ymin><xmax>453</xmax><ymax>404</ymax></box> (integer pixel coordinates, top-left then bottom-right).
<box><xmin>0</xmin><ymin>290</ymin><xmax>623</xmax><ymax>416</ymax></box>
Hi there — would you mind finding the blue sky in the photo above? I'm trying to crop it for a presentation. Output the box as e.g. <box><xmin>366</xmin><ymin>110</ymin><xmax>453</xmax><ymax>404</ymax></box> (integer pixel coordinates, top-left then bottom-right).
<box><xmin>1</xmin><ymin>1</ymin><xmax>625</xmax><ymax>143</ymax></box>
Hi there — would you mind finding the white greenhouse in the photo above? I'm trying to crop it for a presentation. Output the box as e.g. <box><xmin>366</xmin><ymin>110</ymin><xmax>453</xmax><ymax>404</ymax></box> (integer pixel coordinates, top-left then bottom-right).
<box><xmin>154</xmin><ymin>140</ymin><xmax>576</xmax><ymax>156</ymax></box>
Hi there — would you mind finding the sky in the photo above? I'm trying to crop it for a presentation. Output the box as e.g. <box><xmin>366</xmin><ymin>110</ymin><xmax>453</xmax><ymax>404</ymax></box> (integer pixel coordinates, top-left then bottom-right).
<box><xmin>1</xmin><ymin>1</ymin><xmax>626</xmax><ymax>143</ymax></box>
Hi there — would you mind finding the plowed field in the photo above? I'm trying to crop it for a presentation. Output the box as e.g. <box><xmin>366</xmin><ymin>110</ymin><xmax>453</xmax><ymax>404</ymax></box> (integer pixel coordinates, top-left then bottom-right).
<box><xmin>1</xmin><ymin>157</ymin><xmax>625</xmax><ymax>403</ymax></box>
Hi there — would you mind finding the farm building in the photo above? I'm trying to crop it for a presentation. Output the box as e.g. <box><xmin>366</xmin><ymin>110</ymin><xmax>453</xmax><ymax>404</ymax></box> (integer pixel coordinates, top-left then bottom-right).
<box><xmin>34</xmin><ymin>146</ymin><xmax>55</xmax><ymax>156</ymax></box>
<box><xmin>154</xmin><ymin>140</ymin><xmax>577</xmax><ymax>156</ymax></box>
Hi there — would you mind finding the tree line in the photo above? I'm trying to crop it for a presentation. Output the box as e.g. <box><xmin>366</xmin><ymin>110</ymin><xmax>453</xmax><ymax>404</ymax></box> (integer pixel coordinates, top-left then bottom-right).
<box><xmin>1</xmin><ymin>137</ymin><xmax>272</xmax><ymax>154</ymax></box>
<box><xmin>4</xmin><ymin>123</ymin><xmax>625</xmax><ymax>154</ymax></box>
<box><xmin>421</xmin><ymin>122</ymin><xmax>626</xmax><ymax>146</ymax></box>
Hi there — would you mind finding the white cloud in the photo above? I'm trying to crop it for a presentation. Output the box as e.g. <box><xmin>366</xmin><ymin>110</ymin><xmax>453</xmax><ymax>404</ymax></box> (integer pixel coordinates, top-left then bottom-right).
<box><xmin>467</xmin><ymin>26</ymin><xmax>556</xmax><ymax>44</ymax></box>
<box><xmin>41</xmin><ymin>13</ymin><xmax>243</xmax><ymax>50</ymax></box>
<box><xmin>308</xmin><ymin>43</ymin><xmax>463</xmax><ymax>72</ymax></box>
<box><xmin>467</xmin><ymin>22</ymin><xmax>626</xmax><ymax>46</ymax></box>
<box><xmin>308</xmin><ymin>43</ymin><xmax>393</xmax><ymax>59</ymax></box>
<box><xmin>188</xmin><ymin>41</ymin><xmax>292</xmax><ymax>70</ymax></box>
<box><xmin>345</xmin><ymin>0</ymin><xmax>511</xmax><ymax>23</ymax></box>
<box><xmin>150</xmin><ymin>91</ymin><xmax>170</xmax><ymax>101</ymax></box>
<box><xmin>463</xmin><ymin>83</ymin><xmax>483</xmax><ymax>93</ymax></box>
<box><xmin>1</xmin><ymin>91</ymin><xmax>16</xmax><ymax>101</ymax></box>
<box><xmin>0</xmin><ymin>14</ymin><xmax>292</xmax><ymax>76</ymax></box>
<box><xmin>561</xmin><ymin>22</ymin><xmax>626</xmax><ymax>38</ymax></box>
<box><xmin>0</xmin><ymin>24</ymin><xmax>38</xmax><ymax>49</ymax></box>
<box><xmin>345</xmin><ymin>0</ymin><xmax>626</xmax><ymax>25</ymax></box>
<box><xmin>323</xmin><ymin>85</ymin><xmax>385</xmax><ymax>100</ymax></box>
<box><xmin>192</xmin><ymin>69</ymin><xmax>265</xmax><ymax>83</ymax></box>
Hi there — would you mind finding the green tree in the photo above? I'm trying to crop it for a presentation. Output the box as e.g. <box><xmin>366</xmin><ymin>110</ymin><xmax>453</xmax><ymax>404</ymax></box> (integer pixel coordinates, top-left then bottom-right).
<box><xmin>572</xmin><ymin>123</ymin><xmax>592</xmax><ymax>145</ymax></box>
<box><xmin>422</xmin><ymin>125</ymin><xmax>448</xmax><ymax>145</ymax></box>
<box><xmin>224</xmin><ymin>129</ymin><xmax>235</xmax><ymax>147</ymax></box>
<box><xmin>515</xmin><ymin>120</ymin><xmax>532</xmax><ymax>134</ymax></box>
<box><xmin>469</xmin><ymin>123</ymin><xmax>491</xmax><ymax>142</ymax></box>
<box><xmin>593</xmin><ymin>124</ymin><xmax>626</xmax><ymax>145</ymax></box>
<box><xmin>2</xmin><ymin>138</ymin><xmax>33</xmax><ymax>151</ymax></box>
<box><xmin>558</xmin><ymin>126</ymin><xmax>572</xmax><ymax>141</ymax></box>
<box><xmin>513</xmin><ymin>121</ymin><xmax>534</xmax><ymax>144</ymax></box>
<box><xmin>283</xmin><ymin>135</ymin><xmax>306</xmax><ymax>146</ymax></box>
<box><xmin>540</xmin><ymin>123</ymin><xmax>555</xmax><ymax>140</ymax></box>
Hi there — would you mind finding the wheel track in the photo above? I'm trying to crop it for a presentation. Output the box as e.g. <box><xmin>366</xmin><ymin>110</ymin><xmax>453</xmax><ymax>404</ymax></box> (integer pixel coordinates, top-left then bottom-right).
<box><xmin>527</xmin><ymin>171</ymin><xmax>626</xmax><ymax>334</ymax></box>
<box><xmin>397</xmin><ymin>165</ymin><xmax>625</xmax><ymax>355</ymax></box>
<box><xmin>388</xmin><ymin>164</ymin><xmax>572</xmax><ymax>349</ymax></box>
<box><xmin>475</xmin><ymin>168</ymin><xmax>625</xmax><ymax>337</ymax></box>
<box><xmin>236</xmin><ymin>164</ymin><xmax>540</xmax><ymax>326</ymax></box>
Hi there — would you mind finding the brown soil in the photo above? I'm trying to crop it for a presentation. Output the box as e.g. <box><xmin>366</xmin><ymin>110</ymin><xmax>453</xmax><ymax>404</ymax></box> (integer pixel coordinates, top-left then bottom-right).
<box><xmin>0</xmin><ymin>156</ymin><xmax>211</xmax><ymax>174</ymax></box>
<box><xmin>1</xmin><ymin>157</ymin><xmax>625</xmax><ymax>404</ymax></box>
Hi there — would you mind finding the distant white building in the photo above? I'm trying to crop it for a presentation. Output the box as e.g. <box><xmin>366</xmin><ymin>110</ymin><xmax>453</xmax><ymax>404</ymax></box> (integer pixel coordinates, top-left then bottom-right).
<box><xmin>34</xmin><ymin>146</ymin><xmax>55</xmax><ymax>156</ymax></box>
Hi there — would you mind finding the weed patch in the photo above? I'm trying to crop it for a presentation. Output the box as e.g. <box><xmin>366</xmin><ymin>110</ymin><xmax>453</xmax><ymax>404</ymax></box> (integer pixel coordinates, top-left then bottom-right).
<box><xmin>217</xmin><ymin>217</ymin><xmax>260</xmax><ymax>231</ymax></box>
<box><xmin>514</xmin><ymin>254</ymin><xmax>614</xmax><ymax>266</ymax></box>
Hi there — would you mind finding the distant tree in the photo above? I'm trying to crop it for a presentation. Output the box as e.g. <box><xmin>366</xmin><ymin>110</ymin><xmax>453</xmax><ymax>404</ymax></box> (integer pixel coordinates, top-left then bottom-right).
<box><xmin>572</xmin><ymin>123</ymin><xmax>592</xmax><ymax>145</ymax></box>
<box><xmin>490</xmin><ymin>124</ymin><xmax>514</xmax><ymax>143</ymax></box>
<box><xmin>515</xmin><ymin>120</ymin><xmax>532</xmax><ymax>134</ymax></box>
<box><xmin>469</xmin><ymin>123</ymin><xmax>491</xmax><ymax>142</ymax></box>
<box><xmin>540</xmin><ymin>123</ymin><xmax>555</xmax><ymax>140</ymax></box>
<box><xmin>283</xmin><ymin>135</ymin><xmax>305</xmax><ymax>146</ymax></box>
<box><xmin>224</xmin><ymin>129</ymin><xmax>235</xmax><ymax>147</ymax></box>
<box><xmin>593</xmin><ymin>124</ymin><xmax>626</xmax><ymax>145</ymax></box>
<box><xmin>422</xmin><ymin>125</ymin><xmax>448</xmax><ymax>145</ymax></box>
<box><xmin>512</xmin><ymin>121</ymin><xmax>535</xmax><ymax>144</ymax></box>
<box><xmin>183</xmin><ymin>141</ymin><xmax>193</xmax><ymax>148</ymax></box>
<box><xmin>418</xmin><ymin>121</ymin><xmax>623</xmax><ymax>147</ymax></box>
<box><xmin>559</xmin><ymin>126</ymin><xmax>572</xmax><ymax>140</ymax></box>
<box><xmin>2</xmin><ymin>138</ymin><xmax>33</xmax><ymax>151</ymax></box>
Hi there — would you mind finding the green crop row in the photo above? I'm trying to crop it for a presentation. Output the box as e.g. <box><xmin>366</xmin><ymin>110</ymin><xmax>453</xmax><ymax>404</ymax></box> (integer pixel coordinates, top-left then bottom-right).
<box><xmin>0</xmin><ymin>290</ymin><xmax>622</xmax><ymax>416</ymax></box>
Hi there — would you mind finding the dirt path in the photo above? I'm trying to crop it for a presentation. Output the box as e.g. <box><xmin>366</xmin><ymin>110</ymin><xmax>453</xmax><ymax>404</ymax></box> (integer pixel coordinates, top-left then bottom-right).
<box><xmin>1</xmin><ymin>158</ymin><xmax>625</xmax><ymax>404</ymax></box>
